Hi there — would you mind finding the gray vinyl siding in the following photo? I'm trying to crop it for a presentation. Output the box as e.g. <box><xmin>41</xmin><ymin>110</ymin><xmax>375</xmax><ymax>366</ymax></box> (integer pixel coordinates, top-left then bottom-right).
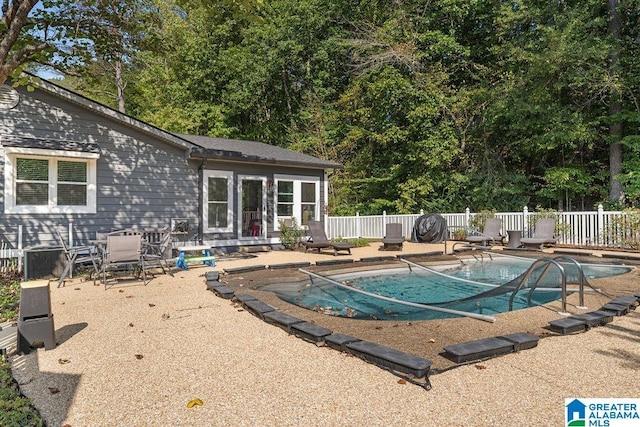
<box><xmin>0</xmin><ymin>87</ymin><xmax>197</xmax><ymax>248</ymax></box>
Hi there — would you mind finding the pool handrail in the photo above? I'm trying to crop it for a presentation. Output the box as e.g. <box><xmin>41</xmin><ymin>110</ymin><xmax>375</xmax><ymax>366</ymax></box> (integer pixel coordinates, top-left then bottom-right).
<box><xmin>508</xmin><ymin>258</ymin><xmax>568</xmax><ymax>314</ymax></box>
<box><xmin>298</xmin><ymin>268</ymin><xmax>497</xmax><ymax>323</ymax></box>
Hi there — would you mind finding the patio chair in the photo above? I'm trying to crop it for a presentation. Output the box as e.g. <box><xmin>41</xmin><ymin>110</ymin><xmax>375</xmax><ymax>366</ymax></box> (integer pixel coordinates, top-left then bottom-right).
<box><xmin>464</xmin><ymin>218</ymin><xmax>505</xmax><ymax>247</ymax></box>
<box><xmin>520</xmin><ymin>218</ymin><xmax>557</xmax><ymax>250</ymax></box>
<box><xmin>142</xmin><ymin>228</ymin><xmax>173</xmax><ymax>276</ymax></box>
<box><xmin>97</xmin><ymin>234</ymin><xmax>146</xmax><ymax>288</ymax></box>
<box><xmin>56</xmin><ymin>230</ymin><xmax>101</xmax><ymax>288</ymax></box>
<box><xmin>381</xmin><ymin>223</ymin><xmax>404</xmax><ymax>251</ymax></box>
<box><xmin>302</xmin><ymin>220</ymin><xmax>354</xmax><ymax>256</ymax></box>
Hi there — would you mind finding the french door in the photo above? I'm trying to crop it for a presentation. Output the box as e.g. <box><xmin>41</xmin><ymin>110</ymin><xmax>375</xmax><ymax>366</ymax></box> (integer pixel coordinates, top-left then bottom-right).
<box><xmin>238</xmin><ymin>175</ymin><xmax>267</xmax><ymax>239</ymax></box>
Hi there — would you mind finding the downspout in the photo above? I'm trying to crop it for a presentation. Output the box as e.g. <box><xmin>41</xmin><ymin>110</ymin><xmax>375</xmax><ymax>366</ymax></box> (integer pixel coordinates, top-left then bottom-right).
<box><xmin>197</xmin><ymin>157</ymin><xmax>205</xmax><ymax>244</ymax></box>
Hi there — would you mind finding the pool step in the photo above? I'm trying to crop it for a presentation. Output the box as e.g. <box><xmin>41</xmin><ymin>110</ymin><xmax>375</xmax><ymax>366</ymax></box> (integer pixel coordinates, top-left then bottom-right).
<box><xmin>346</xmin><ymin>340</ymin><xmax>432</xmax><ymax>390</ymax></box>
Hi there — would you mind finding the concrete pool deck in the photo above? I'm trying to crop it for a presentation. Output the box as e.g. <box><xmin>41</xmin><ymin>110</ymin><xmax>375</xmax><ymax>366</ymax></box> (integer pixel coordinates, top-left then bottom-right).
<box><xmin>8</xmin><ymin>241</ymin><xmax>640</xmax><ymax>426</ymax></box>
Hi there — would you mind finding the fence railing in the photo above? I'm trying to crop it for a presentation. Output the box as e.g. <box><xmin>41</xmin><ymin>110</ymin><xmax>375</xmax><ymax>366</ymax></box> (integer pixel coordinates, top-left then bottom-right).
<box><xmin>324</xmin><ymin>205</ymin><xmax>632</xmax><ymax>248</ymax></box>
<box><xmin>0</xmin><ymin>226</ymin><xmax>23</xmax><ymax>272</ymax></box>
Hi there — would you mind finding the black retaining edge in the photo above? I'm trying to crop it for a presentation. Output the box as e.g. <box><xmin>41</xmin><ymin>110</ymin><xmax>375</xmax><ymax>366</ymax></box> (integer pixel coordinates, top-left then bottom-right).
<box><xmin>608</xmin><ymin>296</ymin><xmax>638</xmax><ymax>310</ymax></box>
<box><xmin>600</xmin><ymin>303</ymin><xmax>629</xmax><ymax>316</ymax></box>
<box><xmin>397</xmin><ymin>251</ymin><xmax>445</xmax><ymax>259</ymax></box>
<box><xmin>268</xmin><ymin>262</ymin><xmax>312</xmax><ymax>270</ymax></box>
<box><xmin>570</xmin><ymin>311</ymin><xmax>614</xmax><ymax>327</ymax></box>
<box><xmin>232</xmin><ymin>294</ymin><xmax>257</xmax><ymax>303</ymax></box>
<box><xmin>497</xmin><ymin>333</ymin><xmax>539</xmax><ymax>351</ymax></box>
<box><xmin>442</xmin><ymin>337</ymin><xmax>515</xmax><ymax>363</ymax></box>
<box><xmin>358</xmin><ymin>256</ymin><xmax>397</xmax><ymax>262</ymax></box>
<box><xmin>263</xmin><ymin>311</ymin><xmax>305</xmax><ymax>332</ymax></box>
<box><xmin>241</xmin><ymin>299</ymin><xmax>276</xmax><ymax>319</ymax></box>
<box><xmin>208</xmin><ymin>284</ymin><xmax>235</xmax><ymax>299</ymax></box>
<box><xmin>223</xmin><ymin>265</ymin><xmax>266</xmax><ymax>274</ymax></box>
<box><xmin>205</xmin><ymin>271</ymin><xmax>220</xmax><ymax>281</ymax></box>
<box><xmin>325</xmin><ymin>333</ymin><xmax>361</xmax><ymax>352</ymax></box>
<box><xmin>346</xmin><ymin>340</ymin><xmax>432</xmax><ymax>390</ymax></box>
<box><xmin>314</xmin><ymin>259</ymin><xmax>355</xmax><ymax>266</ymax></box>
<box><xmin>290</xmin><ymin>322</ymin><xmax>333</xmax><ymax>343</ymax></box>
<box><xmin>547</xmin><ymin>318</ymin><xmax>589</xmax><ymax>335</ymax></box>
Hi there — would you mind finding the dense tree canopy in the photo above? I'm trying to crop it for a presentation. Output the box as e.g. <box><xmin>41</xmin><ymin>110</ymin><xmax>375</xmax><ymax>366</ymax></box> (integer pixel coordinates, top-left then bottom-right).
<box><xmin>25</xmin><ymin>0</ymin><xmax>640</xmax><ymax>214</ymax></box>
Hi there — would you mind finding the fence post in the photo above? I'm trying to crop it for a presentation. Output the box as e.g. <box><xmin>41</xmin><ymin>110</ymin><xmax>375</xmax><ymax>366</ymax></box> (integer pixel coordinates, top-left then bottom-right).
<box><xmin>420</xmin><ymin>209</ymin><xmax>424</xmax><ymax>216</ymax></box>
<box><xmin>597</xmin><ymin>204</ymin><xmax>604</xmax><ymax>246</ymax></box>
<box><xmin>68</xmin><ymin>221</ymin><xmax>74</xmax><ymax>247</ymax></box>
<box><xmin>523</xmin><ymin>206</ymin><xmax>529</xmax><ymax>236</ymax></box>
<box><xmin>465</xmin><ymin>207</ymin><xmax>470</xmax><ymax>228</ymax></box>
<box><xmin>356</xmin><ymin>212</ymin><xmax>361</xmax><ymax>238</ymax></box>
<box><xmin>18</xmin><ymin>225</ymin><xmax>23</xmax><ymax>272</ymax></box>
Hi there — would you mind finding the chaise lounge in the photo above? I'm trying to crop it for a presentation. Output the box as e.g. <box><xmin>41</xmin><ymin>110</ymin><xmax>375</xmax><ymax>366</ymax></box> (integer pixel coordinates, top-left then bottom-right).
<box><xmin>464</xmin><ymin>217</ymin><xmax>505</xmax><ymax>247</ymax></box>
<box><xmin>303</xmin><ymin>220</ymin><xmax>354</xmax><ymax>256</ymax></box>
<box><xmin>520</xmin><ymin>218</ymin><xmax>557</xmax><ymax>250</ymax></box>
<box><xmin>381</xmin><ymin>223</ymin><xmax>404</xmax><ymax>251</ymax></box>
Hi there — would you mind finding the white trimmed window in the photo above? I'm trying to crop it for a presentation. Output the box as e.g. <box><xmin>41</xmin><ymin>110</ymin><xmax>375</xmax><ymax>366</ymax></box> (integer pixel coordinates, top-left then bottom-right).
<box><xmin>4</xmin><ymin>149</ymin><xmax>98</xmax><ymax>214</ymax></box>
<box><xmin>203</xmin><ymin>170</ymin><xmax>234</xmax><ymax>233</ymax></box>
<box><xmin>274</xmin><ymin>174</ymin><xmax>320</xmax><ymax>229</ymax></box>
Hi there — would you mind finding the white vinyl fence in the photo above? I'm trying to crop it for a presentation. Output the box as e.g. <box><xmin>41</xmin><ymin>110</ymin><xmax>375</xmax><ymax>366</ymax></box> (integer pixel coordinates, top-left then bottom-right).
<box><xmin>324</xmin><ymin>205</ymin><xmax>632</xmax><ymax>248</ymax></box>
<box><xmin>0</xmin><ymin>226</ymin><xmax>22</xmax><ymax>272</ymax></box>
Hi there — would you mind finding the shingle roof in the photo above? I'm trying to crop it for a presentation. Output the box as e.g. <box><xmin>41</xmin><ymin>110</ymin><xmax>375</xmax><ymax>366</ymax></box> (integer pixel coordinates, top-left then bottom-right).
<box><xmin>0</xmin><ymin>135</ymin><xmax>100</xmax><ymax>153</ymax></box>
<box><xmin>178</xmin><ymin>134</ymin><xmax>342</xmax><ymax>170</ymax></box>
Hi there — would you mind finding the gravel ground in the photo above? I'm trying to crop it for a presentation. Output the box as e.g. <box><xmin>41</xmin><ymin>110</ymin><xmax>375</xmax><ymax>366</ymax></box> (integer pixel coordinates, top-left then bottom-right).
<box><xmin>8</xmin><ymin>242</ymin><xmax>640</xmax><ymax>426</ymax></box>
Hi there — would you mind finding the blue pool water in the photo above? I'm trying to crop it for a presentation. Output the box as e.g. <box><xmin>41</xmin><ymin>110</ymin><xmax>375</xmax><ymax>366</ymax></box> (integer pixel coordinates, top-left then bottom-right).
<box><xmin>270</xmin><ymin>256</ymin><xmax>631</xmax><ymax>321</ymax></box>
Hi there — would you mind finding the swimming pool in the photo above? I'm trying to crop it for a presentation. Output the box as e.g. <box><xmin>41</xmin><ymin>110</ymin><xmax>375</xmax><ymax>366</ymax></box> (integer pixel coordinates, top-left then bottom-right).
<box><xmin>269</xmin><ymin>255</ymin><xmax>632</xmax><ymax>321</ymax></box>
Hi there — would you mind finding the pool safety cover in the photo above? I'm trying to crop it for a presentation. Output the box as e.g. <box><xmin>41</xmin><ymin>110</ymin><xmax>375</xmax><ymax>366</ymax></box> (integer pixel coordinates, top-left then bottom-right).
<box><xmin>411</xmin><ymin>213</ymin><xmax>448</xmax><ymax>243</ymax></box>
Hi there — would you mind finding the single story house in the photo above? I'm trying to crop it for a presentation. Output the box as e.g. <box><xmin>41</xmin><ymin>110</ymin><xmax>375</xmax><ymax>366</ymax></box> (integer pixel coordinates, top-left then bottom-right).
<box><xmin>0</xmin><ymin>76</ymin><xmax>341</xmax><ymax>257</ymax></box>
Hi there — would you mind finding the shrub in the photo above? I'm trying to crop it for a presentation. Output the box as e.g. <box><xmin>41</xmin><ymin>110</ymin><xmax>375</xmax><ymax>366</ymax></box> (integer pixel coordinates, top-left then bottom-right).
<box><xmin>0</xmin><ymin>271</ymin><xmax>21</xmax><ymax>323</ymax></box>
<box><xmin>278</xmin><ymin>218</ymin><xmax>304</xmax><ymax>249</ymax></box>
<box><xmin>469</xmin><ymin>210</ymin><xmax>496</xmax><ymax>231</ymax></box>
<box><xmin>0</xmin><ymin>361</ymin><xmax>44</xmax><ymax>427</ymax></box>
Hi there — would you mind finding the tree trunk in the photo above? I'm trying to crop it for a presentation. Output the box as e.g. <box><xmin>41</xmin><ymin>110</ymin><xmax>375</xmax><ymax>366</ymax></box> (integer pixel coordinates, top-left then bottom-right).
<box><xmin>608</xmin><ymin>0</ymin><xmax>624</xmax><ymax>204</ymax></box>
<box><xmin>115</xmin><ymin>60</ymin><xmax>126</xmax><ymax>114</ymax></box>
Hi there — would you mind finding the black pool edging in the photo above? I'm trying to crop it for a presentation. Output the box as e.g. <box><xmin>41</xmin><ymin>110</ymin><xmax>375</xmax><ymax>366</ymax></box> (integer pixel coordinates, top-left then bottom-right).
<box><xmin>206</xmin><ymin>281</ymin><xmax>434</xmax><ymax>390</ymax></box>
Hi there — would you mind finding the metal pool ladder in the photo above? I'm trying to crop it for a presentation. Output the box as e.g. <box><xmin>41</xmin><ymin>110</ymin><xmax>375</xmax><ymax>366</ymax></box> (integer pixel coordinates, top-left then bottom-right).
<box><xmin>508</xmin><ymin>255</ymin><xmax>589</xmax><ymax>315</ymax></box>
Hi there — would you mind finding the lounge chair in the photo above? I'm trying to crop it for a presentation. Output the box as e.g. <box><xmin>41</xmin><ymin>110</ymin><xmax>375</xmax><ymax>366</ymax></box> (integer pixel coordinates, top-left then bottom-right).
<box><xmin>97</xmin><ymin>234</ymin><xmax>146</xmax><ymax>287</ymax></box>
<box><xmin>520</xmin><ymin>218</ymin><xmax>557</xmax><ymax>250</ymax></box>
<box><xmin>465</xmin><ymin>218</ymin><xmax>505</xmax><ymax>247</ymax></box>
<box><xmin>381</xmin><ymin>223</ymin><xmax>404</xmax><ymax>250</ymax></box>
<box><xmin>303</xmin><ymin>220</ymin><xmax>354</xmax><ymax>256</ymax></box>
<box><xmin>56</xmin><ymin>230</ymin><xmax>101</xmax><ymax>288</ymax></box>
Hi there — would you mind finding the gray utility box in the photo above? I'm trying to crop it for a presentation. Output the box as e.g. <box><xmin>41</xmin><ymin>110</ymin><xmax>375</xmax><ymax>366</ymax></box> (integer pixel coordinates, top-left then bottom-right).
<box><xmin>24</xmin><ymin>246</ymin><xmax>65</xmax><ymax>280</ymax></box>
<box><xmin>17</xmin><ymin>280</ymin><xmax>56</xmax><ymax>353</ymax></box>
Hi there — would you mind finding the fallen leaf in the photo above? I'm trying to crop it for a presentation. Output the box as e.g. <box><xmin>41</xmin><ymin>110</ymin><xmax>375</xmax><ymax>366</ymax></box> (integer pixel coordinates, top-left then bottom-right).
<box><xmin>48</xmin><ymin>387</ymin><xmax>60</xmax><ymax>394</ymax></box>
<box><xmin>74</xmin><ymin>288</ymin><xmax>81</xmax><ymax>291</ymax></box>
<box><xmin>427</xmin><ymin>339</ymin><xmax>436</xmax><ymax>344</ymax></box>
<box><xmin>58</xmin><ymin>359</ymin><xmax>71</xmax><ymax>364</ymax></box>
<box><xmin>149</xmin><ymin>303</ymin><xmax>156</xmax><ymax>307</ymax></box>
<box><xmin>397</xmin><ymin>379</ymin><xmax>407</xmax><ymax>385</ymax></box>
<box><xmin>126</xmin><ymin>295</ymin><xmax>133</xmax><ymax>299</ymax></box>
<box><xmin>128</xmin><ymin>323</ymin><xmax>134</xmax><ymax>327</ymax></box>
<box><xmin>119</xmin><ymin>289</ymin><xmax>124</xmax><ymax>293</ymax></box>
<box><xmin>62</xmin><ymin>424</ymin><xmax>72</xmax><ymax>427</ymax></box>
<box><xmin>375</xmin><ymin>326</ymin><xmax>383</xmax><ymax>330</ymax></box>
<box><xmin>162</xmin><ymin>313</ymin><xmax>170</xmax><ymax>320</ymax></box>
<box><xmin>186</xmin><ymin>398</ymin><xmax>204</xmax><ymax>408</ymax></box>
<box><xmin>475</xmin><ymin>365</ymin><xmax>487</xmax><ymax>370</ymax></box>
<box><xmin>135</xmin><ymin>354</ymin><xmax>144</xmax><ymax>360</ymax></box>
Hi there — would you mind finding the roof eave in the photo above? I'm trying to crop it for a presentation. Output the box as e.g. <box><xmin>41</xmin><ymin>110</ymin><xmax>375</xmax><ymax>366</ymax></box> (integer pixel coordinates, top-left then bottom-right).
<box><xmin>189</xmin><ymin>149</ymin><xmax>343</xmax><ymax>170</ymax></box>
<box><xmin>34</xmin><ymin>77</ymin><xmax>193</xmax><ymax>151</ymax></box>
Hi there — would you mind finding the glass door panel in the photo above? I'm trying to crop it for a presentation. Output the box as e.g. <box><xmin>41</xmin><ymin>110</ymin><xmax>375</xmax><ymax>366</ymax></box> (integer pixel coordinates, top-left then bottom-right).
<box><xmin>239</xmin><ymin>176</ymin><xmax>266</xmax><ymax>238</ymax></box>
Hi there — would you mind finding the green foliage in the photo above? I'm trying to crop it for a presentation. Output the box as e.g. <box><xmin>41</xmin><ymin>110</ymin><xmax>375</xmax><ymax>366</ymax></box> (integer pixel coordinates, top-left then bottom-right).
<box><xmin>469</xmin><ymin>210</ymin><xmax>496</xmax><ymax>231</ymax></box>
<box><xmin>0</xmin><ymin>272</ymin><xmax>21</xmax><ymax>323</ymax></box>
<box><xmin>332</xmin><ymin>237</ymin><xmax>369</xmax><ymax>247</ymax></box>
<box><xmin>0</xmin><ymin>361</ymin><xmax>44</xmax><ymax>427</ymax></box>
<box><xmin>607</xmin><ymin>208</ymin><xmax>640</xmax><ymax>249</ymax></box>
<box><xmin>278</xmin><ymin>218</ymin><xmax>304</xmax><ymax>249</ymax></box>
